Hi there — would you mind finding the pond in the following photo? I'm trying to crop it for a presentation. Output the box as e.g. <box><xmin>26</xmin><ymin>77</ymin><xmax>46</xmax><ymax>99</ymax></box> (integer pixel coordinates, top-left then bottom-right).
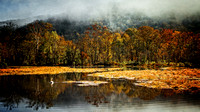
<box><xmin>0</xmin><ymin>72</ymin><xmax>199</xmax><ymax>112</ymax></box>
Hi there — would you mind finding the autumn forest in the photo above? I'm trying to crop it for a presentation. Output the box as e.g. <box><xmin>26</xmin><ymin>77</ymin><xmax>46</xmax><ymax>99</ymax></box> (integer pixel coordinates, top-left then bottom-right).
<box><xmin>1</xmin><ymin>0</ymin><xmax>200</xmax><ymax>111</ymax></box>
<box><xmin>0</xmin><ymin>20</ymin><xmax>199</xmax><ymax>68</ymax></box>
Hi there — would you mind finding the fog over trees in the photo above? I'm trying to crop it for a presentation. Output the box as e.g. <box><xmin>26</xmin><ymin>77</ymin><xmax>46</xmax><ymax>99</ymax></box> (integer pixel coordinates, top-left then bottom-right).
<box><xmin>0</xmin><ymin>0</ymin><xmax>200</xmax><ymax>67</ymax></box>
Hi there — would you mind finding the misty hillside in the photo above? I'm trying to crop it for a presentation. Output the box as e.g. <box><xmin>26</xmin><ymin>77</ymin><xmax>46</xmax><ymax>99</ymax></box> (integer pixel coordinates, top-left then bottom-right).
<box><xmin>0</xmin><ymin>13</ymin><xmax>200</xmax><ymax>40</ymax></box>
<box><xmin>46</xmin><ymin>13</ymin><xmax>200</xmax><ymax>40</ymax></box>
<box><xmin>1</xmin><ymin>0</ymin><xmax>200</xmax><ymax>40</ymax></box>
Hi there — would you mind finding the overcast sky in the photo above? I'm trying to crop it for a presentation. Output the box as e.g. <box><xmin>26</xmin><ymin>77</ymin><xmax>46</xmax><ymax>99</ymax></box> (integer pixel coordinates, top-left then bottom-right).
<box><xmin>0</xmin><ymin>0</ymin><xmax>200</xmax><ymax>21</ymax></box>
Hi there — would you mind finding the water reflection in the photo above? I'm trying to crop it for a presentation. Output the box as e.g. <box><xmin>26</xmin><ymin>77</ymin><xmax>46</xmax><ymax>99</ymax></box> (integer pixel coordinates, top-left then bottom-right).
<box><xmin>0</xmin><ymin>74</ymin><xmax>69</xmax><ymax>110</ymax></box>
<box><xmin>55</xmin><ymin>81</ymin><xmax>162</xmax><ymax>107</ymax></box>
<box><xmin>0</xmin><ymin>73</ymin><xmax>199</xmax><ymax>112</ymax></box>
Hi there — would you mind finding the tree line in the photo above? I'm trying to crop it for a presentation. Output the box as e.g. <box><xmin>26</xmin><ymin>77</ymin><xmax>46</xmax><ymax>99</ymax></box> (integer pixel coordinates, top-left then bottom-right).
<box><xmin>0</xmin><ymin>21</ymin><xmax>199</xmax><ymax>67</ymax></box>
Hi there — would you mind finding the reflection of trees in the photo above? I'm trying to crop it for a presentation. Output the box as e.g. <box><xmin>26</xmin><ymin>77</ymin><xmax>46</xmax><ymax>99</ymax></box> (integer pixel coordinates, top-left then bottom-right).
<box><xmin>0</xmin><ymin>73</ymin><xmax>176</xmax><ymax>110</ymax></box>
<box><xmin>0</xmin><ymin>74</ymin><xmax>67</xmax><ymax>110</ymax></box>
<box><xmin>60</xmin><ymin>79</ymin><xmax>164</xmax><ymax>106</ymax></box>
<box><xmin>133</xmin><ymin>86</ymin><xmax>161</xmax><ymax>100</ymax></box>
<box><xmin>103</xmin><ymin>80</ymin><xmax>162</xmax><ymax>100</ymax></box>
<box><xmin>1</xmin><ymin>94</ymin><xmax>23</xmax><ymax>110</ymax></box>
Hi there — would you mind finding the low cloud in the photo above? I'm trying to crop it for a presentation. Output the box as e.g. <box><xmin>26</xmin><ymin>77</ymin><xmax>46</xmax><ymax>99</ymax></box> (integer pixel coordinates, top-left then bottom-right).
<box><xmin>0</xmin><ymin>0</ymin><xmax>200</xmax><ymax>22</ymax></box>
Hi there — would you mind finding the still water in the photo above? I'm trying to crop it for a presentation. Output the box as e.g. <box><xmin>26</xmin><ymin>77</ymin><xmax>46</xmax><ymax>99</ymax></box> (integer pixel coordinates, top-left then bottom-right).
<box><xmin>0</xmin><ymin>73</ymin><xmax>199</xmax><ymax>112</ymax></box>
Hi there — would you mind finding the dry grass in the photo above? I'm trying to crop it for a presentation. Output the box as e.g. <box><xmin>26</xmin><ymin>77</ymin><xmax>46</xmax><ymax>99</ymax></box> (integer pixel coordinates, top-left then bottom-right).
<box><xmin>1</xmin><ymin>66</ymin><xmax>199</xmax><ymax>92</ymax></box>
<box><xmin>89</xmin><ymin>68</ymin><xmax>200</xmax><ymax>91</ymax></box>
<box><xmin>0</xmin><ymin>66</ymin><xmax>121</xmax><ymax>75</ymax></box>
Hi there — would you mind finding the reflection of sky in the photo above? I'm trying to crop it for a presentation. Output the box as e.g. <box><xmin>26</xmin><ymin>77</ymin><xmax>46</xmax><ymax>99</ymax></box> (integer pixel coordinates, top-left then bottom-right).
<box><xmin>50</xmin><ymin>92</ymin><xmax>200</xmax><ymax>112</ymax></box>
<box><xmin>1</xmin><ymin>94</ymin><xmax>199</xmax><ymax>112</ymax></box>
<box><xmin>36</xmin><ymin>86</ymin><xmax>200</xmax><ymax>112</ymax></box>
<box><xmin>50</xmin><ymin>104</ymin><xmax>200</xmax><ymax>112</ymax></box>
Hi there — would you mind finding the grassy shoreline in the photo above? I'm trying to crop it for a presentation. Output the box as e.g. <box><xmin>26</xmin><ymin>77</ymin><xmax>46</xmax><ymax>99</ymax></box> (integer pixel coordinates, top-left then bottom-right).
<box><xmin>0</xmin><ymin>66</ymin><xmax>199</xmax><ymax>93</ymax></box>
<box><xmin>0</xmin><ymin>66</ymin><xmax>121</xmax><ymax>75</ymax></box>
<box><xmin>89</xmin><ymin>68</ymin><xmax>200</xmax><ymax>93</ymax></box>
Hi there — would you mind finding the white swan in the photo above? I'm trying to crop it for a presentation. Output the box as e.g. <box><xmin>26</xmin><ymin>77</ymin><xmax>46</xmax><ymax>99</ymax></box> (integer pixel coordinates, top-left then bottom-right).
<box><xmin>50</xmin><ymin>78</ymin><xmax>54</xmax><ymax>85</ymax></box>
<box><xmin>50</xmin><ymin>80</ymin><xmax>54</xmax><ymax>85</ymax></box>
